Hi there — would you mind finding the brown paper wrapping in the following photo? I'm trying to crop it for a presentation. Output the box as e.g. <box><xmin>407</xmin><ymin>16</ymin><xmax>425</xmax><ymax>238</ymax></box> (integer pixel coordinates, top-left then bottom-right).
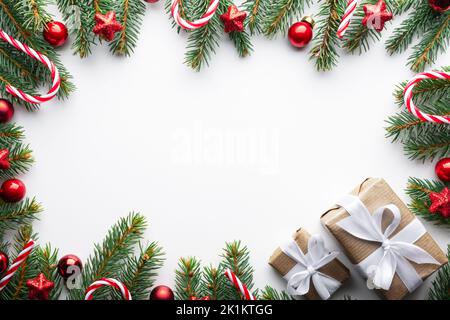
<box><xmin>269</xmin><ymin>228</ymin><xmax>350</xmax><ymax>300</ymax></box>
<box><xmin>321</xmin><ymin>178</ymin><xmax>448</xmax><ymax>300</ymax></box>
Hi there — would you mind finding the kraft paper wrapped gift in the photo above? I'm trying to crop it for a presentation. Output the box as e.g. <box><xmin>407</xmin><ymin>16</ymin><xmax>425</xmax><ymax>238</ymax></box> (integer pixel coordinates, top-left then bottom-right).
<box><xmin>269</xmin><ymin>228</ymin><xmax>350</xmax><ymax>300</ymax></box>
<box><xmin>321</xmin><ymin>178</ymin><xmax>448</xmax><ymax>300</ymax></box>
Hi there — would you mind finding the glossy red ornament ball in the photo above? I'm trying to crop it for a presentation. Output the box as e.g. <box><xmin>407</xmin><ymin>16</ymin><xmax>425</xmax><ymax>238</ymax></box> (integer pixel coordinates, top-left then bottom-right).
<box><xmin>58</xmin><ymin>254</ymin><xmax>83</xmax><ymax>279</ymax></box>
<box><xmin>43</xmin><ymin>21</ymin><xmax>68</xmax><ymax>47</ymax></box>
<box><xmin>149</xmin><ymin>285</ymin><xmax>174</xmax><ymax>300</ymax></box>
<box><xmin>429</xmin><ymin>0</ymin><xmax>450</xmax><ymax>12</ymax></box>
<box><xmin>288</xmin><ymin>17</ymin><xmax>314</xmax><ymax>48</ymax></box>
<box><xmin>0</xmin><ymin>179</ymin><xmax>26</xmax><ymax>203</ymax></box>
<box><xmin>0</xmin><ymin>99</ymin><xmax>14</xmax><ymax>123</ymax></box>
<box><xmin>0</xmin><ymin>251</ymin><xmax>9</xmax><ymax>274</ymax></box>
<box><xmin>436</xmin><ymin>158</ymin><xmax>450</xmax><ymax>182</ymax></box>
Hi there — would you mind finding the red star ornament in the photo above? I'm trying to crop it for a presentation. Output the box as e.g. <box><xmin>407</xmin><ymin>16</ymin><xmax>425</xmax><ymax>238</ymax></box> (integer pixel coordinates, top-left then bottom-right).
<box><xmin>429</xmin><ymin>187</ymin><xmax>450</xmax><ymax>218</ymax></box>
<box><xmin>93</xmin><ymin>11</ymin><xmax>123</xmax><ymax>41</ymax></box>
<box><xmin>26</xmin><ymin>273</ymin><xmax>54</xmax><ymax>300</ymax></box>
<box><xmin>220</xmin><ymin>5</ymin><xmax>247</xmax><ymax>33</ymax></box>
<box><xmin>362</xmin><ymin>0</ymin><xmax>393</xmax><ymax>32</ymax></box>
<box><xmin>0</xmin><ymin>149</ymin><xmax>10</xmax><ymax>170</ymax></box>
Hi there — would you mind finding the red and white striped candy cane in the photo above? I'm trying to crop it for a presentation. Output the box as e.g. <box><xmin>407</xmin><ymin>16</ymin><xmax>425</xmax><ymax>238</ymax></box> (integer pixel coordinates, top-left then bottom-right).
<box><xmin>404</xmin><ymin>71</ymin><xmax>450</xmax><ymax>124</ymax></box>
<box><xmin>337</xmin><ymin>0</ymin><xmax>359</xmax><ymax>38</ymax></box>
<box><xmin>85</xmin><ymin>278</ymin><xmax>132</xmax><ymax>300</ymax></box>
<box><xmin>171</xmin><ymin>0</ymin><xmax>220</xmax><ymax>30</ymax></box>
<box><xmin>0</xmin><ymin>29</ymin><xmax>60</xmax><ymax>104</ymax></box>
<box><xmin>0</xmin><ymin>239</ymin><xmax>35</xmax><ymax>291</ymax></box>
<box><xmin>224</xmin><ymin>269</ymin><xmax>256</xmax><ymax>300</ymax></box>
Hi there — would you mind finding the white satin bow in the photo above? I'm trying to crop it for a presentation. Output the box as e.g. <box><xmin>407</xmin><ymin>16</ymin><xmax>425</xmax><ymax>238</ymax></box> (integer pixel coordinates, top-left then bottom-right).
<box><xmin>336</xmin><ymin>195</ymin><xmax>440</xmax><ymax>292</ymax></box>
<box><xmin>281</xmin><ymin>234</ymin><xmax>341</xmax><ymax>300</ymax></box>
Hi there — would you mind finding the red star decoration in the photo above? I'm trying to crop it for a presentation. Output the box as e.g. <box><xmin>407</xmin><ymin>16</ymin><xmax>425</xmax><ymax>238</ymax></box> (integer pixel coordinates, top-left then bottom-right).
<box><xmin>26</xmin><ymin>273</ymin><xmax>54</xmax><ymax>300</ymax></box>
<box><xmin>0</xmin><ymin>149</ymin><xmax>10</xmax><ymax>170</ymax></box>
<box><xmin>429</xmin><ymin>187</ymin><xmax>450</xmax><ymax>219</ymax></box>
<box><xmin>362</xmin><ymin>0</ymin><xmax>393</xmax><ymax>32</ymax></box>
<box><xmin>220</xmin><ymin>5</ymin><xmax>247</xmax><ymax>33</ymax></box>
<box><xmin>93</xmin><ymin>11</ymin><xmax>123</xmax><ymax>41</ymax></box>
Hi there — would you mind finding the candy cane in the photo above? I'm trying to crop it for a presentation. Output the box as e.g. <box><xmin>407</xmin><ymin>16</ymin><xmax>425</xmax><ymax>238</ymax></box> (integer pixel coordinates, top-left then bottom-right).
<box><xmin>0</xmin><ymin>239</ymin><xmax>35</xmax><ymax>291</ymax></box>
<box><xmin>337</xmin><ymin>0</ymin><xmax>359</xmax><ymax>38</ymax></box>
<box><xmin>0</xmin><ymin>29</ymin><xmax>60</xmax><ymax>104</ymax></box>
<box><xmin>404</xmin><ymin>71</ymin><xmax>450</xmax><ymax>124</ymax></box>
<box><xmin>224</xmin><ymin>269</ymin><xmax>256</xmax><ymax>300</ymax></box>
<box><xmin>171</xmin><ymin>0</ymin><xmax>220</xmax><ymax>30</ymax></box>
<box><xmin>85</xmin><ymin>278</ymin><xmax>132</xmax><ymax>300</ymax></box>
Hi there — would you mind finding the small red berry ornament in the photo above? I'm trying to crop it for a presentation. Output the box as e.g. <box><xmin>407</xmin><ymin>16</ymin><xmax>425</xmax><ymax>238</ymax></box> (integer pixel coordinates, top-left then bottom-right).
<box><xmin>288</xmin><ymin>17</ymin><xmax>315</xmax><ymax>48</ymax></box>
<box><xmin>58</xmin><ymin>254</ymin><xmax>83</xmax><ymax>279</ymax></box>
<box><xmin>436</xmin><ymin>158</ymin><xmax>450</xmax><ymax>182</ymax></box>
<box><xmin>429</xmin><ymin>0</ymin><xmax>450</xmax><ymax>12</ymax></box>
<box><xmin>0</xmin><ymin>250</ymin><xmax>9</xmax><ymax>274</ymax></box>
<box><xmin>43</xmin><ymin>21</ymin><xmax>68</xmax><ymax>47</ymax></box>
<box><xmin>149</xmin><ymin>285</ymin><xmax>174</xmax><ymax>300</ymax></box>
<box><xmin>0</xmin><ymin>99</ymin><xmax>14</xmax><ymax>123</ymax></box>
<box><xmin>0</xmin><ymin>179</ymin><xmax>26</xmax><ymax>203</ymax></box>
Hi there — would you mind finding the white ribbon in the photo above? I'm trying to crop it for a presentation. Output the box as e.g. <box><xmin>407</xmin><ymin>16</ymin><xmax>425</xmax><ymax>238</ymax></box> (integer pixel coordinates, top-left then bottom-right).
<box><xmin>281</xmin><ymin>234</ymin><xmax>341</xmax><ymax>300</ymax></box>
<box><xmin>336</xmin><ymin>195</ymin><xmax>440</xmax><ymax>292</ymax></box>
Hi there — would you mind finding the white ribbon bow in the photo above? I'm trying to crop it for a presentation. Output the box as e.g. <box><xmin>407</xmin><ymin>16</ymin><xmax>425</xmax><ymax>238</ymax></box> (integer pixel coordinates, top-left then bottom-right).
<box><xmin>281</xmin><ymin>234</ymin><xmax>341</xmax><ymax>300</ymax></box>
<box><xmin>336</xmin><ymin>195</ymin><xmax>440</xmax><ymax>292</ymax></box>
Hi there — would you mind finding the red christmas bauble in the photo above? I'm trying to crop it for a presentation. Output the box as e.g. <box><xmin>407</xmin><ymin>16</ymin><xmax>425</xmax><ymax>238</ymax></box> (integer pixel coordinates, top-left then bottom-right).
<box><xmin>429</xmin><ymin>0</ymin><xmax>450</xmax><ymax>12</ymax></box>
<box><xmin>58</xmin><ymin>254</ymin><xmax>83</xmax><ymax>279</ymax></box>
<box><xmin>288</xmin><ymin>17</ymin><xmax>314</xmax><ymax>48</ymax></box>
<box><xmin>0</xmin><ymin>179</ymin><xmax>26</xmax><ymax>203</ymax></box>
<box><xmin>0</xmin><ymin>251</ymin><xmax>9</xmax><ymax>274</ymax></box>
<box><xmin>43</xmin><ymin>21</ymin><xmax>68</xmax><ymax>47</ymax></box>
<box><xmin>0</xmin><ymin>99</ymin><xmax>14</xmax><ymax>123</ymax></box>
<box><xmin>436</xmin><ymin>158</ymin><xmax>450</xmax><ymax>182</ymax></box>
<box><xmin>149</xmin><ymin>285</ymin><xmax>174</xmax><ymax>300</ymax></box>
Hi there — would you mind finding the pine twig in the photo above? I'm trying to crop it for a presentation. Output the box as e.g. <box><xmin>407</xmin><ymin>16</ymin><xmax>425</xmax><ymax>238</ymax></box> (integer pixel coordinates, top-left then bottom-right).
<box><xmin>175</xmin><ymin>257</ymin><xmax>202</xmax><ymax>300</ymax></box>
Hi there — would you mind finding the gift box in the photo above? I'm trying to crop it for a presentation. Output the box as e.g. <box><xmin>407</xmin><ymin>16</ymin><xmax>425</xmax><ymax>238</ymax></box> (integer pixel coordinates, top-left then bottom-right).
<box><xmin>269</xmin><ymin>228</ymin><xmax>350</xmax><ymax>300</ymax></box>
<box><xmin>321</xmin><ymin>178</ymin><xmax>448</xmax><ymax>300</ymax></box>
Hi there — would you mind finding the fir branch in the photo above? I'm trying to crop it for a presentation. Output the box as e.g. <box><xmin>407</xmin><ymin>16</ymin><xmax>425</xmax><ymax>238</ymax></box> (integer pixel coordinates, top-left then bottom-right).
<box><xmin>309</xmin><ymin>0</ymin><xmax>345</xmax><ymax>72</ymax></box>
<box><xmin>0</xmin><ymin>42</ymin><xmax>39</xmax><ymax>86</ymax></box>
<box><xmin>260</xmin><ymin>285</ymin><xmax>294</xmax><ymax>300</ymax></box>
<box><xmin>408</xmin><ymin>12</ymin><xmax>450</xmax><ymax>72</ymax></box>
<box><xmin>218</xmin><ymin>0</ymin><xmax>253</xmax><ymax>57</ymax></box>
<box><xmin>0</xmin><ymin>198</ymin><xmax>42</xmax><ymax>233</ymax></box>
<box><xmin>406</xmin><ymin>177</ymin><xmax>450</xmax><ymax>226</ymax></box>
<box><xmin>0</xmin><ymin>68</ymin><xmax>40</xmax><ymax>111</ymax></box>
<box><xmin>55</xmin><ymin>0</ymin><xmax>96</xmax><ymax>58</ymax></box>
<box><xmin>220</xmin><ymin>241</ymin><xmax>256</xmax><ymax>300</ymax></box>
<box><xmin>69</xmin><ymin>212</ymin><xmax>146</xmax><ymax>300</ymax></box>
<box><xmin>201</xmin><ymin>265</ymin><xmax>226</xmax><ymax>300</ymax></box>
<box><xmin>429</xmin><ymin>245</ymin><xmax>450</xmax><ymax>300</ymax></box>
<box><xmin>175</xmin><ymin>257</ymin><xmax>202</xmax><ymax>300</ymax></box>
<box><xmin>110</xmin><ymin>0</ymin><xmax>146</xmax><ymax>56</ymax></box>
<box><xmin>15</xmin><ymin>0</ymin><xmax>52</xmax><ymax>31</ymax></box>
<box><xmin>243</xmin><ymin>0</ymin><xmax>267</xmax><ymax>35</ymax></box>
<box><xmin>0</xmin><ymin>123</ymin><xmax>25</xmax><ymax>146</ymax></box>
<box><xmin>35</xmin><ymin>244</ymin><xmax>62</xmax><ymax>300</ymax></box>
<box><xmin>123</xmin><ymin>242</ymin><xmax>164</xmax><ymax>300</ymax></box>
<box><xmin>386</xmin><ymin>1</ymin><xmax>434</xmax><ymax>55</ymax></box>
<box><xmin>0</xmin><ymin>144</ymin><xmax>34</xmax><ymax>180</ymax></box>
<box><xmin>392</xmin><ymin>0</ymin><xmax>416</xmax><ymax>15</ymax></box>
<box><xmin>263</xmin><ymin>0</ymin><xmax>311</xmax><ymax>37</ymax></box>
<box><xmin>402</xmin><ymin>126</ymin><xmax>450</xmax><ymax>161</ymax></box>
<box><xmin>184</xmin><ymin>0</ymin><xmax>221</xmax><ymax>71</ymax></box>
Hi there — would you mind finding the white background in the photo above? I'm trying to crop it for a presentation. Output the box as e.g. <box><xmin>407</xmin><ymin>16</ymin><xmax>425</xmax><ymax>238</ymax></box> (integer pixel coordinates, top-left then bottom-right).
<box><xmin>13</xmin><ymin>2</ymin><xmax>449</xmax><ymax>299</ymax></box>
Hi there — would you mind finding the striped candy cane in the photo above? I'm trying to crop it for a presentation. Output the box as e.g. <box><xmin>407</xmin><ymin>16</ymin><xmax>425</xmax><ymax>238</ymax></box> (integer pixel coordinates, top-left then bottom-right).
<box><xmin>85</xmin><ymin>278</ymin><xmax>132</xmax><ymax>300</ymax></box>
<box><xmin>0</xmin><ymin>29</ymin><xmax>60</xmax><ymax>104</ymax></box>
<box><xmin>337</xmin><ymin>0</ymin><xmax>359</xmax><ymax>38</ymax></box>
<box><xmin>0</xmin><ymin>239</ymin><xmax>35</xmax><ymax>291</ymax></box>
<box><xmin>224</xmin><ymin>269</ymin><xmax>256</xmax><ymax>300</ymax></box>
<box><xmin>171</xmin><ymin>0</ymin><xmax>220</xmax><ymax>30</ymax></box>
<box><xmin>404</xmin><ymin>71</ymin><xmax>450</xmax><ymax>124</ymax></box>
